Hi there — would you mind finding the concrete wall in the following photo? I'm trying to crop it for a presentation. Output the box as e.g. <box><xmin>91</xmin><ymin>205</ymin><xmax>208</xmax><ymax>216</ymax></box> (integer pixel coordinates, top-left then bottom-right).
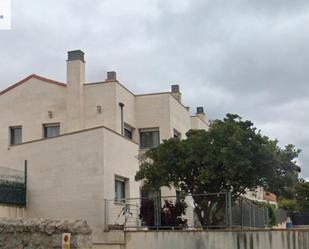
<box><xmin>123</xmin><ymin>230</ymin><xmax>309</xmax><ymax>249</ymax></box>
<box><xmin>0</xmin><ymin>218</ymin><xmax>92</xmax><ymax>249</ymax></box>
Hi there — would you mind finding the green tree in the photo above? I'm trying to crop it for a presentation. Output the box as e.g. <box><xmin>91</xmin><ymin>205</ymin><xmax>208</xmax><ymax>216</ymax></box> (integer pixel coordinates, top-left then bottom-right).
<box><xmin>278</xmin><ymin>198</ymin><xmax>298</xmax><ymax>212</ymax></box>
<box><xmin>295</xmin><ymin>182</ymin><xmax>309</xmax><ymax>212</ymax></box>
<box><xmin>135</xmin><ymin>113</ymin><xmax>301</xmax><ymax>226</ymax></box>
<box><xmin>267</xmin><ymin>144</ymin><xmax>301</xmax><ymax>198</ymax></box>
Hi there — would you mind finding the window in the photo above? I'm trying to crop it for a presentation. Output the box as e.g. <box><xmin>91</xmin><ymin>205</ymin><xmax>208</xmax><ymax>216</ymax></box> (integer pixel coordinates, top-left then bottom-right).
<box><xmin>115</xmin><ymin>178</ymin><xmax>126</xmax><ymax>203</ymax></box>
<box><xmin>43</xmin><ymin>123</ymin><xmax>60</xmax><ymax>138</ymax></box>
<box><xmin>139</xmin><ymin>129</ymin><xmax>160</xmax><ymax>149</ymax></box>
<box><xmin>124</xmin><ymin>128</ymin><xmax>132</xmax><ymax>139</ymax></box>
<box><xmin>10</xmin><ymin>126</ymin><xmax>22</xmax><ymax>145</ymax></box>
<box><xmin>173</xmin><ymin>128</ymin><xmax>181</xmax><ymax>139</ymax></box>
<box><xmin>124</xmin><ymin>124</ymin><xmax>134</xmax><ymax>140</ymax></box>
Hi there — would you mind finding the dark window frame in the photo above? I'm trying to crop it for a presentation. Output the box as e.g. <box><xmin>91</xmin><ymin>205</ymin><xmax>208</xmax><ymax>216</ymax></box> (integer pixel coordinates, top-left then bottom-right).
<box><xmin>115</xmin><ymin>177</ymin><xmax>126</xmax><ymax>203</ymax></box>
<box><xmin>43</xmin><ymin>123</ymin><xmax>60</xmax><ymax>138</ymax></box>
<box><xmin>139</xmin><ymin>128</ymin><xmax>160</xmax><ymax>149</ymax></box>
<box><xmin>10</xmin><ymin>126</ymin><xmax>22</xmax><ymax>145</ymax></box>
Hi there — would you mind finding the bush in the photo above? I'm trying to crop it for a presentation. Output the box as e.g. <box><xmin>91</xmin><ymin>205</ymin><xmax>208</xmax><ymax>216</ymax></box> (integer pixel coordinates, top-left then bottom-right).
<box><xmin>139</xmin><ymin>199</ymin><xmax>188</xmax><ymax>228</ymax></box>
<box><xmin>278</xmin><ymin>198</ymin><xmax>298</xmax><ymax>212</ymax></box>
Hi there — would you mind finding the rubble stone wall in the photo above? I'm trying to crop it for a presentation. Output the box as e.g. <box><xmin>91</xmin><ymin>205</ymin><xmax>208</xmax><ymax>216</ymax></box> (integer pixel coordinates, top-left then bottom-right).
<box><xmin>0</xmin><ymin>218</ymin><xmax>92</xmax><ymax>249</ymax></box>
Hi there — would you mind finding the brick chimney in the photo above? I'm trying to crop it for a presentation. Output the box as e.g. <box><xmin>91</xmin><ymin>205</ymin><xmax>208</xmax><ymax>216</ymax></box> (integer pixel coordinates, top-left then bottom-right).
<box><xmin>65</xmin><ymin>50</ymin><xmax>85</xmax><ymax>132</ymax></box>
<box><xmin>196</xmin><ymin>107</ymin><xmax>206</xmax><ymax>121</ymax></box>
<box><xmin>171</xmin><ymin>84</ymin><xmax>182</xmax><ymax>102</ymax></box>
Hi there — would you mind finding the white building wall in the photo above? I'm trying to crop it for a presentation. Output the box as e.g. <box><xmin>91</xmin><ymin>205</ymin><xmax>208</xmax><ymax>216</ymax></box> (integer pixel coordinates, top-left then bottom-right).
<box><xmin>0</xmin><ymin>77</ymin><xmax>66</xmax><ymax>160</ymax></box>
<box><xmin>135</xmin><ymin>93</ymin><xmax>171</xmax><ymax>142</ymax></box>
<box><xmin>190</xmin><ymin>116</ymin><xmax>208</xmax><ymax>130</ymax></box>
<box><xmin>84</xmin><ymin>82</ymin><xmax>116</xmax><ymax>130</ymax></box>
<box><xmin>0</xmin><ymin>127</ymin><xmax>139</xmax><ymax>243</ymax></box>
<box><xmin>168</xmin><ymin>95</ymin><xmax>191</xmax><ymax>138</ymax></box>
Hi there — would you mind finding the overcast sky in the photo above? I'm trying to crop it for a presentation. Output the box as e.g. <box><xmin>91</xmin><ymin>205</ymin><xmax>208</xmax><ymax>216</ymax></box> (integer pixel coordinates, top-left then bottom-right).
<box><xmin>1</xmin><ymin>0</ymin><xmax>309</xmax><ymax>177</ymax></box>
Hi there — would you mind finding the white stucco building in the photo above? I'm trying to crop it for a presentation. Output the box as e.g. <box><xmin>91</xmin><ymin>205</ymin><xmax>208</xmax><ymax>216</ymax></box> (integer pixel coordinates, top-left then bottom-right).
<box><xmin>0</xmin><ymin>50</ymin><xmax>208</xmax><ymax>242</ymax></box>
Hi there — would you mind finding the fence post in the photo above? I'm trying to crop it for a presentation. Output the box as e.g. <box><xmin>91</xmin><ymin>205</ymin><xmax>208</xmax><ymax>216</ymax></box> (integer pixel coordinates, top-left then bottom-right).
<box><xmin>155</xmin><ymin>194</ymin><xmax>161</xmax><ymax>230</ymax></box>
<box><xmin>225</xmin><ymin>192</ymin><xmax>228</xmax><ymax>228</ymax></box>
<box><xmin>104</xmin><ymin>199</ymin><xmax>108</xmax><ymax>231</ymax></box>
<box><xmin>24</xmin><ymin>160</ymin><xmax>27</xmax><ymax>207</ymax></box>
<box><xmin>240</xmin><ymin>198</ymin><xmax>243</xmax><ymax>229</ymax></box>
<box><xmin>228</xmin><ymin>192</ymin><xmax>232</xmax><ymax>227</ymax></box>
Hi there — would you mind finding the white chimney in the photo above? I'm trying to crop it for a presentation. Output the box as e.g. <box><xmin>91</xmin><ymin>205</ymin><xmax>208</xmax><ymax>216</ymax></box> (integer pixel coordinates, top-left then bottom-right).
<box><xmin>65</xmin><ymin>50</ymin><xmax>85</xmax><ymax>132</ymax></box>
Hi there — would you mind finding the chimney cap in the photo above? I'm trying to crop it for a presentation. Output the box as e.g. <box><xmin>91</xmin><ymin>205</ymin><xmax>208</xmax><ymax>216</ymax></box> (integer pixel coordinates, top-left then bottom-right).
<box><xmin>196</xmin><ymin>107</ymin><xmax>204</xmax><ymax>114</ymax></box>
<box><xmin>67</xmin><ymin>50</ymin><xmax>85</xmax><ymax>62</ymax></box>
<box><xmin>171</xmin><ymin>84</ymin><xmax>180</xmax><ymax>93</ymax></box>
<box><xmin>107</xmin><ymin>71</ymin><xmax>117</xmax><ymax>81</ymax></box>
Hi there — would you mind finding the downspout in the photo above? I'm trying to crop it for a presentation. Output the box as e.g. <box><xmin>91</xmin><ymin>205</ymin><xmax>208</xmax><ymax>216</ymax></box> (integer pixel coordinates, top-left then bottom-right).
<box><xmin>119</xmin><ymin>102</ymin><xmax>125</xmax><ymax>135</ymax></box>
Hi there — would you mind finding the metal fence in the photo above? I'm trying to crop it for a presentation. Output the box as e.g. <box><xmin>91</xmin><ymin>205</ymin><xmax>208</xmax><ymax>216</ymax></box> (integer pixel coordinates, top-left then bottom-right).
<box><xmin>231</xmin><ymin>196</ymin><xmax>268</xmax><ymax>228</ymax></box>
<box><xmin>104</xmin><ymin>192</ymin><xmax>275</xmax><ymax>230</ymax></box>
<box><xmin>0</xmin><ymin>166</ymin><xmax>25</xmax><ymax>183</ymax></box>
<box><xmin>275</xmin><ymin>209</ymin><xmax>288</xmax><ymax>224</ymax></box>
<box><xmin>0</xmin><ymin>161</ymin><xmax>27</xmax><ymax>207</ymax></box>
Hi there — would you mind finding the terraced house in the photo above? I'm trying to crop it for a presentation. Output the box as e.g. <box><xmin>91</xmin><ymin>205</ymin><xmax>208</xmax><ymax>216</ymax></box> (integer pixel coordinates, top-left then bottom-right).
<box><xmin>0</xmin><ymin>50</ymin><xmax>208</xmax><ymax>243</ymax></box>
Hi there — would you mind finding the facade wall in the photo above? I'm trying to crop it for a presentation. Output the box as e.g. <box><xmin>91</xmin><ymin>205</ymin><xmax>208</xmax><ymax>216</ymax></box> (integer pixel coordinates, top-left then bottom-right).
<box><xmin>84</xmin><ymin>82</ymin><xmax>116</xmax><ymax>131</ymax></box>
<box><xmin>190</xmin><ymin>116</ymin><xmax>208</xmax><ymax>130</ymax></box>
<box><xmin>0</xmin><ymin>77</ymin><xmax>66</xmax><ymax>161</ymax></box>
<box><xmin>168</xmin><ymin>95</ymin><xmax>191</xmax><ymax>138</ymax></box>
<box><xmin>114</xmin><ymin>84</ymin><xmax>136</xmax><ymax>138</ymax></box>
<box><xmin>135</xmin><ymin>93</ymin><xmax>171</xmax><ymax>142</ymax></box>
<box><xmin>0</xmin><ymin>127</ymin><xmax>139</xmax><ymax>243</ymax></box>
<box><xmin>102</xmin><ymin>129</ymin><xmax>139</xmax><ymax>201</ymax></box>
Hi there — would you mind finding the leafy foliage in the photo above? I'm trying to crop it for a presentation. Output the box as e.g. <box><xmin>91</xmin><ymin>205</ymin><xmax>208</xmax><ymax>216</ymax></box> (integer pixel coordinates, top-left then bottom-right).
<box><xmin>266</xmin><ymin>144</ymin><xmax>301</xmax><ymax>198</ymax></box>
<box><xmin>253</xmin><ymin>201</ymin><xmax>276</xmax><ymax>227</ymax></box>
<box><xmin>136</xmin><ymin>113</ymin><xmax>301</xmax><ymax>226</ymax></box>
<box><xmin>139</xmin><ymin>199</ymin><xmax>188</xmax><ymax>228</ymax></box>
<box><xmin>295</xmin><ymin>182</ymin><xmax>309</xmax><ymax>212</ymax></box>
<box><xmin>278</xmin><ymin>198</ymin><xmax>298</xmax><ymax>212</ymax></box>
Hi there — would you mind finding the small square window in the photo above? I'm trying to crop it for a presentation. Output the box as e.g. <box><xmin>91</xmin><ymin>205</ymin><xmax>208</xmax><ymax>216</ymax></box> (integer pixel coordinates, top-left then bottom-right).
<box><xmin>43</xmin><ymin>123</ymin><xmax>60</xmax><ymax>138</ymax></box>
<box><xmin>124</xmin><ymin>127</ymin><xmax>133</xmax><ymax>139</ymax></box>
<box><xmin>10</xmin><ymin>126</ymin><xmax>22</xmax><ymax>145</ymax></box>
<box><xmin>139</xmin><ymin>129</ymin><xmax>160</xmax><ymax>149</ymax></box>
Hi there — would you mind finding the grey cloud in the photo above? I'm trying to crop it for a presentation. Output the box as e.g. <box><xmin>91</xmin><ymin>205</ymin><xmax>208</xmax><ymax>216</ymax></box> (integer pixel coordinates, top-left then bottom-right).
<box><xmin>0</xmin><ymin>0</ymin><xmax>308</xmax><ymax>177</ymax></box>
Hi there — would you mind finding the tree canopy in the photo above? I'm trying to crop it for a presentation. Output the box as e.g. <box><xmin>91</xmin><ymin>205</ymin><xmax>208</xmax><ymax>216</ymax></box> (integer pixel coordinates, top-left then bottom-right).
<box><xmin>135</xmin><ymin>113</ymin><xmax>301</xmax><ymax>225</ymax></box>
<box><xmin>295</xmin><ymin>182</ymin><xmax>309</xmax><ymax>212</ymax></box>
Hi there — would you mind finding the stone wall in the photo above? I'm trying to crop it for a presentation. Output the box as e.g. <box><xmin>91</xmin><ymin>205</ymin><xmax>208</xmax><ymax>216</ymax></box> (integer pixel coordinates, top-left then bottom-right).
<box><xmin>0</xmin><ymin>218</ymin><xmax>92</xmax><ymax>249</ymax></box>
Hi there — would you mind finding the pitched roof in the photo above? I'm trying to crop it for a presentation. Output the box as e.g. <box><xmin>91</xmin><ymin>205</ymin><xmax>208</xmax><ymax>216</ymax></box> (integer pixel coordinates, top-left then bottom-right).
<box><xmin>0</xmin><ymin>74</ymin><xmax>66</xmax><ymax>96</ymax></box>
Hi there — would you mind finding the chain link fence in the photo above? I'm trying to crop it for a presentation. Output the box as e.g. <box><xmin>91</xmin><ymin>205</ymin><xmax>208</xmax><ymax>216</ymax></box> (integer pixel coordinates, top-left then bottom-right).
<box><xmin>104</xmin><ymin>192</ymin><xmax>285</xmax><ymax>230</ymax></box>
<box><xmin>231</xmin><ymin>196</ymin><xmax>268</xmax><ymax>228</ymax></box>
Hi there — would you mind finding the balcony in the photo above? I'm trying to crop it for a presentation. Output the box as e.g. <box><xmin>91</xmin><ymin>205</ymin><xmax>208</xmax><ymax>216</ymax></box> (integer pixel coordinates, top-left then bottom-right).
<box><xmin>0</xmin><ymin>163</ymin><xmax>27</xmax><ymax>207</ymax></box>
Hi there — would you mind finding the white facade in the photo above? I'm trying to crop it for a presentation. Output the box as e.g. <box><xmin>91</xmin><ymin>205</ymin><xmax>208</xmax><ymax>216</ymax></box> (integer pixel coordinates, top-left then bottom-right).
<box><xmin>0</xmin><ymin>50</ymin><xmax>208</xmax><ymax>242</ymax></box>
